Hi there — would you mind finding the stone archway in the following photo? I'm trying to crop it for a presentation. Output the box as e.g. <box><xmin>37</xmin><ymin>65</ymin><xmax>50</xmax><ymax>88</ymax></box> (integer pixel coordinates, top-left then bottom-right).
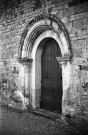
<box><xmin>18</xmin><ymin>14</ymin><xmax>72</xmax><ymax>115</ymax></box>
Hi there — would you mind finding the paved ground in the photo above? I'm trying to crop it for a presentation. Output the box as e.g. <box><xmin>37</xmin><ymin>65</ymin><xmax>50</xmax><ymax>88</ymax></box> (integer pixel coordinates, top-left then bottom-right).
<box><xmin>0</xmin><ymin>106</ymin><xmax>88</xmax><ymax>135</ymax></box>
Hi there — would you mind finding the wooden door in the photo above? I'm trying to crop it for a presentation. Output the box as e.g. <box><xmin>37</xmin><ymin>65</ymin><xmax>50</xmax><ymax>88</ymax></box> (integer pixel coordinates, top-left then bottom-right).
<box><xmin>40</xmin><ymin>39</ymin><xmax>62</xmax><ymax>113</ymax></box>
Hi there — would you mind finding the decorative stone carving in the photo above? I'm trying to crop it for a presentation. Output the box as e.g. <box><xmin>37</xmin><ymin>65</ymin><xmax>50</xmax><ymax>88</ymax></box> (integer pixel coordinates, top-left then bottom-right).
<box><xmin>18</xmin><ymin>57</ymin><xmax>33</xmax><ymax>68</ymax></box>
<box><xmin>19</xmin><ymin>14</ymin><xmax>71</xmax><ymax>59</ymax></box>
<box><xmin>56</xmin><ymin>54</ymin><xmax>71</xmax><ymax>67</ymax></box>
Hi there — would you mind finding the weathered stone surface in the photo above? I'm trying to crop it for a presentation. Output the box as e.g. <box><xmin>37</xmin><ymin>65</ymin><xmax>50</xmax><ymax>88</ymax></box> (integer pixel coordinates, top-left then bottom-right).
<box><xmin>0</xmin><ymin>0</ymin><xmax>88</xmax><ymax>118</ymax></box>
<box><xmin>73</xmin><ymin>19</ymin><xmax>86</xmax><ymax>30</ymax></box>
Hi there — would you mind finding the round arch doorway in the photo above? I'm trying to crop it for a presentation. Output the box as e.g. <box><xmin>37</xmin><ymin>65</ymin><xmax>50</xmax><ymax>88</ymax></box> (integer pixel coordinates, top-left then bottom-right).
<box><xmin>36</xmin><ymin>38</ymin><xmax>62</xmax><ymax>113</ymax></box>
<box><xmin>19</xmin><ymin>14</ymin><xmax>71</xmax><ymax>115</ymax></box>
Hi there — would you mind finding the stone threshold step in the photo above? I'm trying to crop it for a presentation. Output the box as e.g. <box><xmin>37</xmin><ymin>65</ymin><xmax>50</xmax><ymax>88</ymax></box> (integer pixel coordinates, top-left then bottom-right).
<box><xmin>29</xmin><ymin>108</ymin><xmax>62</xmax><ymax>120</ymax></box>
<box><xmin>0</xmin><ymin>100</ymin><xmax>62</xmax><ymax>120</ymax></box>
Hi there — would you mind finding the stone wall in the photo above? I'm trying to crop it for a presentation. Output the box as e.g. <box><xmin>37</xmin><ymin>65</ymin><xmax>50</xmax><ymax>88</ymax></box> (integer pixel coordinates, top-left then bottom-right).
<box><xmin>0</xmin><ymin>0</ymin><xmax>88</xmax><ymax>116</ymax></box>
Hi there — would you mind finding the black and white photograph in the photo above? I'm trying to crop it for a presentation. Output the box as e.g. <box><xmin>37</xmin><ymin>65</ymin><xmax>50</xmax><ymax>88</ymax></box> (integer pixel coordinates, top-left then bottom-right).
<box><xmin>0</xmin><ymin>0</ymin><xmax>88</xmax><ymax>134</ymax></box>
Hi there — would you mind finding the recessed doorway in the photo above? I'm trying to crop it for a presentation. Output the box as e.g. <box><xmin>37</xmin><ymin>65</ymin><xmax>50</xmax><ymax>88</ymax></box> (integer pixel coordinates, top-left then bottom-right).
<box><xmin>40</xmin><ymin>38</ymin><xmax>62</xmax><ymax>113</ymax></box>
<box><xmin>20</xmin><ymin>15</ymin><xmax>71</xmax><ymax>115</ymax></box>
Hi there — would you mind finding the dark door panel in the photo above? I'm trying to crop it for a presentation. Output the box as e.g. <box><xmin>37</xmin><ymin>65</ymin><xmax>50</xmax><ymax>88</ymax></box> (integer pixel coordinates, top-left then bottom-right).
<box><xmin>41</xmin><ymin>38</ymin><xmax>62</xmax><ymax>113</ymax></box>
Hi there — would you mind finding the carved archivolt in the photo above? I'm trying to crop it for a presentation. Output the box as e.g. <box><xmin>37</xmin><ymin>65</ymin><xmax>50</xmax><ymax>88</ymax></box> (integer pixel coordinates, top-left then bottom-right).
<box><xmin>18</xmin><ymin>14</ymin><xmax>72</xmax><ymax>60</ymax></box>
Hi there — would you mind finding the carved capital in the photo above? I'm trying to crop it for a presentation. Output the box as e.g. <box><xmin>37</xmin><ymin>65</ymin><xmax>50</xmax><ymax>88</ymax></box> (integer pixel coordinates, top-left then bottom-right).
<box><xmin>18</xmin><ymin>57</ymin><xmax>33</xmax><ymax>68</ymax></box>
<box><xmin>56</xmin><ymin>54</ymin><xmax>71</xmax><ymax>67</ymax></box>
